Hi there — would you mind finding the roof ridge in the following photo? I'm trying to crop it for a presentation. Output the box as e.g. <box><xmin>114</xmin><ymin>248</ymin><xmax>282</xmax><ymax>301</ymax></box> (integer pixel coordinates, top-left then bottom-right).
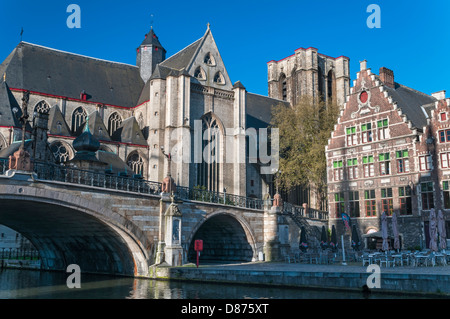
<box><xmin>19</xmin><ymin>42</ymin><xmax>138</xmax><ymax>68</ymax></box>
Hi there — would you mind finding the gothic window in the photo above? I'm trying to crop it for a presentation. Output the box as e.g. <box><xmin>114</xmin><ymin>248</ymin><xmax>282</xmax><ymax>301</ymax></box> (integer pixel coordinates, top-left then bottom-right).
<box><xmin>127</xmin><ymin>151</ymin><xmax>144</xmax><ymax>176</ymax></box>
<box><xmin>204</xmin><ymin>52</ymin><xmax>215</xmax><ymax>66</ymax></box>
<box><xmin>194</xmin><ymin>67</ymin><xmax>206</xmax><ymax>80</ymax></box>
<box><xmin>108</xmin><ymin>112</ymin><xmax>122</xmax><ymax>136</ymax></box>
<box><xmin>34</xmin><ymin>101</ymin><xmax>50</xmax><ymax>114</ymax></box>
<box><xmin>213</xmin><ymin>72</ymin><xmax>225</xmax><ymax>85</ymax></box>
<box><xmin>279</xmin><ymin>74</ymin><xmax>287</xmax><ymax>101</ymax></box>
<box><xmin>318</xmin><ymin>67</ymin><xmax>324</xmax><ymax>99</ymax></box>
<box><xmin>197</xmin><ymin>114</ymin><xmax>222</xmax><ymax>192</ymax></box>
<box><xmin>71</xmin><ymin>107</ymin><xmax>87</xmax><ymax>134</ymax></box>
<box><xmin>50</xmin><ymin>141</ymin><xmax>72</xmax><ymax>163</ymax></box>
<box><xmin>327</xmin><ymin>70</ymin><xmax>335</xmax><ymax>101</ymax></box>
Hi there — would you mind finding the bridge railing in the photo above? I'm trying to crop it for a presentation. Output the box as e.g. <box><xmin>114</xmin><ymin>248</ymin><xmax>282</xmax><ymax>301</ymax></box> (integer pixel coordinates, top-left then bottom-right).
<box><xmin>283</xmin><ymin>201</ymin><xmax>328</xmax><ymax>221</ymax></box>
<box><xmin>32</xmin><ymin>162</ymin><xmax>162</xmax><ymax>195</ymax></box>
<box><xmin>175</xmin><ymin>185</ymin><xmax>267</xmax><ymax>210</ymax></box>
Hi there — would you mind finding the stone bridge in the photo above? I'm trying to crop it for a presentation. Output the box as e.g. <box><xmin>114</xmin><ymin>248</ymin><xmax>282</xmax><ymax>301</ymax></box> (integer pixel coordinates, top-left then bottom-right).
<box><xmin>0</xmin><ymin>162</ymin><xmax>328</xmax><ymax>278</ymax></box>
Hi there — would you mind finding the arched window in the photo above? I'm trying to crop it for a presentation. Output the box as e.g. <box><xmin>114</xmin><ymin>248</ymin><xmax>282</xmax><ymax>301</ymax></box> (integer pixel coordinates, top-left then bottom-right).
<box><xmin>108</xmin><ymin>112</ymin><xmax>122</xmax><ymax>136</ymax></box>
<box><xmin>213</xmin><ymin>72</ymin><xmax>225</xmax><ymax>85</ymax></box>
<box><xmin>50</xmin><ymin>141</ymin><xmax>72</xmax><ymax>163</ymax></box>
<box><xmin>127</xmin><ymin>151</ymin><xmax>144</xmax><ymax>176</ymax></box>
<box><xmin>279</xmin><ymin>74</ymin><xmax>287</xmax><ymax>101</ymax></box>
<box><xmin>318</xmin><ymin>67</ymin><xmax>324</xmax><ymax>100</ymax></box>
<box><xmin>204</xmin><ymin>52</ymin><xmax>215</xmax><ymax>66</ymax></box>
<box><xmin>71</xmin><ymin>107</ymin><xmax>87</xmax><ymax>135</ymax></box>
<box><xmin>194</xmin><ymin>67</ymin><xmax>206</xmax><ymax>80</ymax></box>
<box><xmin>327</xmin><ymin>70</ymin><xmax>335</xmax><ymax>101</ymax></box>
<box><xmin>197</xmin><ymin>114</ymin><xmax>222</xmax><ymax>192</ymax></box>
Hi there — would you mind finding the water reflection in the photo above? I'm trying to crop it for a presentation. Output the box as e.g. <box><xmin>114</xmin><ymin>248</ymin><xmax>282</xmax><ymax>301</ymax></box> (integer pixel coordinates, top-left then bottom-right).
<box><xmin>0</xmin><ymin>269</ymin><xmax>426</xmax><ymax>299</ymax></box>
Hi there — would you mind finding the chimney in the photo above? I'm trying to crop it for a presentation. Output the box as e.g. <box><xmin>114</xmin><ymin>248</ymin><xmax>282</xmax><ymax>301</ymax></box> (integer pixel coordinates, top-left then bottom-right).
<box><xmin>379</xmin><ymin>67</ymin><xmax>395</xmax><ymax>88</ymax></box>
<box><xmin>431</xmin><ymin>90</ymin><xmax>446</xmax><ymax>100</ymax></box>
<box><xmin>360</xmin><ymin>60</ymin><xmax>367</xmax><ymax>71</ymax></box>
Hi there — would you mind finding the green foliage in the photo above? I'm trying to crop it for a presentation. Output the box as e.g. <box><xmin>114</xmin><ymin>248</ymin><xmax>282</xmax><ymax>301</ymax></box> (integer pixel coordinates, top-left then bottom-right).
<box><xmin>270</xmin><ymin>96</ymin><xmax>339</xmax><ymax>203</ymax></box>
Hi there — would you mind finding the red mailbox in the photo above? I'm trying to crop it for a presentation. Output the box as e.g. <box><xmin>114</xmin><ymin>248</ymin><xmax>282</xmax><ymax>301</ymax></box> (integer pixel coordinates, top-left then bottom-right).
<box><xmin>194</xmin><ymin>239</ymin><xmax>203</xmax><ymax>252</ymax></box>
<box><xmin>194</xmin><ymin>240</ymin><xmax>203</xmax><ymax>268</ymax></box>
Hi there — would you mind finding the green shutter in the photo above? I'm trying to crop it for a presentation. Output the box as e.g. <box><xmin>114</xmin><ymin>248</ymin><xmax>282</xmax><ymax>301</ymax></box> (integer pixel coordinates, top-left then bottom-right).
<box><xmin>361</xmin><ymin>124</ymin><xmax>367</xmax><ymax>132</ymax></box>
<box><xmin>377</xmin><ymin>120</ymin><xmax>382</xmax><ymax>128</ymax></box>
<box><xmin>338</xmin><ymin>161</ymin><xmax>343</xmax><ymax>168</ymax></box>
<box><xmin>363</xmin><ymin>157</ymin><xmax>367</xmax><ymax>164</ymax></box>
<box><xmin>403</xmin><ymin>150</ymin><xmax>409</xmax><ymax>157</ymax></box>
<box><xmin>333</xmin><ymin>161</ymin><xmax>338</xmax><ymax>168</ymax></box>
<box><xmin>379</xmin><ymin>153</ymin><xmax>385</xmax><ymax>161</ymax></box>
<box><xmin>396</xmin><ymin>151</ymin><xmax>401</xmax><ymax>158</ymax></box>
<box><xmin>346</xmin><ymin>128</ymin><xmax>351</xmax><ymax>135</ymax></box>
<box><xmin>353</xmin><ymin>158</ymin><xmax>358</xmax><ymax>165</ymax></box>
<box><xmin>443</xmin><ymin>181</ymin><xmax>449</xmax><ymax>191</ymax></box>
<box><xmin>383</xmin><ymin>119</ymin><xmax>388</xmax><ymax>126</ymax></box>
<box><xmin>352</xmin><ymin>127</ymin><xmax>356</xmax><ymax>134</ymax></box>
<box><xmin>369</xmin><ymin>155</ymin><xmax>374</xmax><ymax>163</ymax></box>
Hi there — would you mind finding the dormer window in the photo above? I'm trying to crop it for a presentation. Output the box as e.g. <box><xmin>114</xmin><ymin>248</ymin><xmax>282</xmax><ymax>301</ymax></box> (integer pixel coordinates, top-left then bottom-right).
<box><xmin>204</xmin><ymin>52</ymin><xmax>215</xmax><ymax>66</ymax></box>
<box><xmin>213</xmin><ymin>71</ymin><xmax>225</xmax><ymax>85</ymax></box>
<box><xmin>194</xmin><ymin>67</ymin><xmax>206</xmax><ymax>80</ymax></box>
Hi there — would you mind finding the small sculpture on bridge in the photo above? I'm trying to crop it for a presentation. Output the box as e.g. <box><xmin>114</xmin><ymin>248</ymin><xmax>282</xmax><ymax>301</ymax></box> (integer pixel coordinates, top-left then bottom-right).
<box><xmin>273</xmin><ymin>193</ymin><xmax>283</xmax><ymax>207</ymax></box>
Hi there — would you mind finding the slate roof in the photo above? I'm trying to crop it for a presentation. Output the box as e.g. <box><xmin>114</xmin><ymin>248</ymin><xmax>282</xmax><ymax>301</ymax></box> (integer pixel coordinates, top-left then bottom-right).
<box><xmin>246</xmin><ymin>92</ymin><xmax>289</xmax><ymax>129</ymax></box>
<box><xmin>139</xmin><ymin>28</ymin><xmax>165</xmax><ymax>51</ymax></box>
<box><xmin>76</xmin><ymin>111</ymin><xmax>112</xmax><ymax>142</ymax></box>
<box><xmin>48</xmin><ymin>105</ymin><xmax>71</xmax><ymax>136</ymax></box>
<box><xmin>0</xmin><ymin>42</ymin><xmax>144</xmax><ymax>108</ymax></box>
<box><xmin>0</xmin><ymin>81</ymin><xmax>22</xmax><ymax>127</ymax></box>
<box><xmin>159</xmin><ymin>39</ymin><xmax>202</xmax><ymax>71</ymax></box>
<box><xmin>382</xmin><ymin>81</ymin><xmax>436</xmax><ymax>130</ymax></box>
<box><xmin>112</xmin><ymin>117</ymin><xmax>147</xmax><ymax>146</ymax></box>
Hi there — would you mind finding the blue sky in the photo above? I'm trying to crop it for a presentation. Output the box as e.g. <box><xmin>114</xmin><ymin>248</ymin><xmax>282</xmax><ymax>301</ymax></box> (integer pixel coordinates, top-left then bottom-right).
<box><xmin>0</xmin><ymin>0</ymin><xmax>449</xmax><ymax>97</ymax></box>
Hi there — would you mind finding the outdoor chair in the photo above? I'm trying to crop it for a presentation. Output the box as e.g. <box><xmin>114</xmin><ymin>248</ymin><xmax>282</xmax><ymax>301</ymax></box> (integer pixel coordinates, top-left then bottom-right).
<box><xmin>379</xmin><ymin>255</ymin><xmax>394</xmax><ymax>267</ymax></box>
<box><xmin>362</xmin><ymin>253</ymin><xmax>371</xmax><ymax>266</ymax></box>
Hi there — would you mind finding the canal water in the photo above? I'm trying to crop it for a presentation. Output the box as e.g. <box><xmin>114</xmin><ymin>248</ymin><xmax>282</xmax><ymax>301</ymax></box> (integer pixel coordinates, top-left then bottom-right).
<box><xmin>0</xmin><ymin>268</ymin><xmax>430</xmax><ymax>299</ymax></box>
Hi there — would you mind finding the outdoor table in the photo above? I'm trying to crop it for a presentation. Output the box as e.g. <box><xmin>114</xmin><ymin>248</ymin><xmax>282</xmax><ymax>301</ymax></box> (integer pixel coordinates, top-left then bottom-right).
<box><xmin>434</xmin><ymin>254</ymin><xmax>447</xmax><ymax>266</ymax></box>
<box><xmin>415</xmin><ymin>255</ymin><xmax>429</xmax><ymax>267</ymax></box>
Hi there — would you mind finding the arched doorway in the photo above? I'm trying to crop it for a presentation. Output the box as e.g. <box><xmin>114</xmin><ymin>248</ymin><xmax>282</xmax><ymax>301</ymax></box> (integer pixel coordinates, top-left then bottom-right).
<box><xmin>188</xmin><ymin>214</ymin><xmax>254</xmax><ymax>263</ymax></box>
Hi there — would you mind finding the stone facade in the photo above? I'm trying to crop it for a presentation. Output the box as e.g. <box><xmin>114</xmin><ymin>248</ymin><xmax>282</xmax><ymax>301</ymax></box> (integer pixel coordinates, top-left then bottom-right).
<box><xmin>267</xmin><ymin>47</ymin><xmax>350</xmax><ymax>106</ymax></box>
<box><xmin>326</xmin><ymin>60</ymin><xmax>450</xmax><ymax>250</ymax></box>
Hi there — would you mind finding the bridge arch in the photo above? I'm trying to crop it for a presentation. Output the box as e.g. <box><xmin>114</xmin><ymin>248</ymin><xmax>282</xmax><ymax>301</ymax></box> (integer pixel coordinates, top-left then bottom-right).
<box><xmin>186</xmin><ymin>211</ymin><xmax>257</xmax><ymax>263</ymax></box>
<box><xmin>0</xmin><ymin>184</ymin><xmax>151</xmax><ymax>277</ymax></box>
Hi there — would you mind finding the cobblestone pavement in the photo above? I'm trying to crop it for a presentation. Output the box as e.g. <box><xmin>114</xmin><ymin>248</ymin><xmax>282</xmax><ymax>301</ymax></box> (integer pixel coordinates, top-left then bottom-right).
<box><xmin>198</xmin><ymin>261</ymin><xmax>450</xmax><ymax>275</ymax></box>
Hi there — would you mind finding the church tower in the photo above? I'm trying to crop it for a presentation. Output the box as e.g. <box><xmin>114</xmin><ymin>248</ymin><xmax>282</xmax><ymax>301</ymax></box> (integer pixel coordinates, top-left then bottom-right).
<box><xmin>136</xmin><ymin>28</ymin><xmax>166</xmax><ymax>83</ymax></box>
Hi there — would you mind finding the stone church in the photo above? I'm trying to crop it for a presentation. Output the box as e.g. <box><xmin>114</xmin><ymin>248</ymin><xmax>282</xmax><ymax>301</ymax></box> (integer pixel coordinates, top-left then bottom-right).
<box><xmin>0</xmin><ymin>25</ymin><xmax>287</xmax><ymax>199</ymax></box>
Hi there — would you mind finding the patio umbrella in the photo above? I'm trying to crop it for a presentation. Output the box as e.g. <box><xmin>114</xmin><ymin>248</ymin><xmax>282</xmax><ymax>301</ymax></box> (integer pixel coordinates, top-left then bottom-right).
<box><xmin>429</xmin><ymin>208</ymin><xmax>438</xmax><ymax>252</ymax></box>
<box><xmin>392</xmin><ymin>211</ymin><xmax>400</xmax><ymax>251</ymax></box>
<box><xmin>437</xmin><ymin>210</ymin><xmax>447</xmax><ymax>250</ymax></box>
<box><xmin>330</xmin><ymin>225</ymin><xmax>337</xmax><ymax>251</ymax></box>
<box><xmin>320</xmin><ymin>226</ymin><xmax>328</xmax><ymax>250</ymax></box>
<box><xmin>351</xmin><ymin>225</ymin><xmax>360</xmax><ymax>251</ymax></box>
<box><xmin>381</xmin><ymin>211</ymin><xmax>389</xmax><ymax>251</ymax></box>
<box><xmin>299</xmin><ymin>226</ymin><xmax>308</xmax><ymax>252</ymax></box>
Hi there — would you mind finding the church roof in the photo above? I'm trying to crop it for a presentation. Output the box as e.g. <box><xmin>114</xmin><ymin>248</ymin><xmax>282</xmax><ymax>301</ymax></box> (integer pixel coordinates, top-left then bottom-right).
<box><xmin>159</xmin><ymin>39</ymin><xmax>202</xmax><ymax>71</ymax></box>
<box><xmin>111</xmin><ymin>117</ymin><xmax>147</xmax><ymax>146</ymax></box>
<box><xmin>0</xmin><ymin>42</ymin><xmax>144</xmax><ymax>108</ymax></box>
<box><xmin>48</xmin><ymin>105</ymin><xmax>71</xmax><ymax>136</ymax></box>
<box><xmin>246</xmin><ymin>92</ymin><xmax>289</xmax><ymax>129</ymax></box>
<box><xmin>77</xmin><ymin>111</ymin><xmax>111</xmax><ymax>142</ymax></box>
<box><xmin>139</xmin><ymin>28</ymin><xmax>165</xmax><ymax>51</ymax></box>
<box><xmin>0</xmin><ymin>81</ymin><xmax>22</xmax><ymax>127</ymax></box>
